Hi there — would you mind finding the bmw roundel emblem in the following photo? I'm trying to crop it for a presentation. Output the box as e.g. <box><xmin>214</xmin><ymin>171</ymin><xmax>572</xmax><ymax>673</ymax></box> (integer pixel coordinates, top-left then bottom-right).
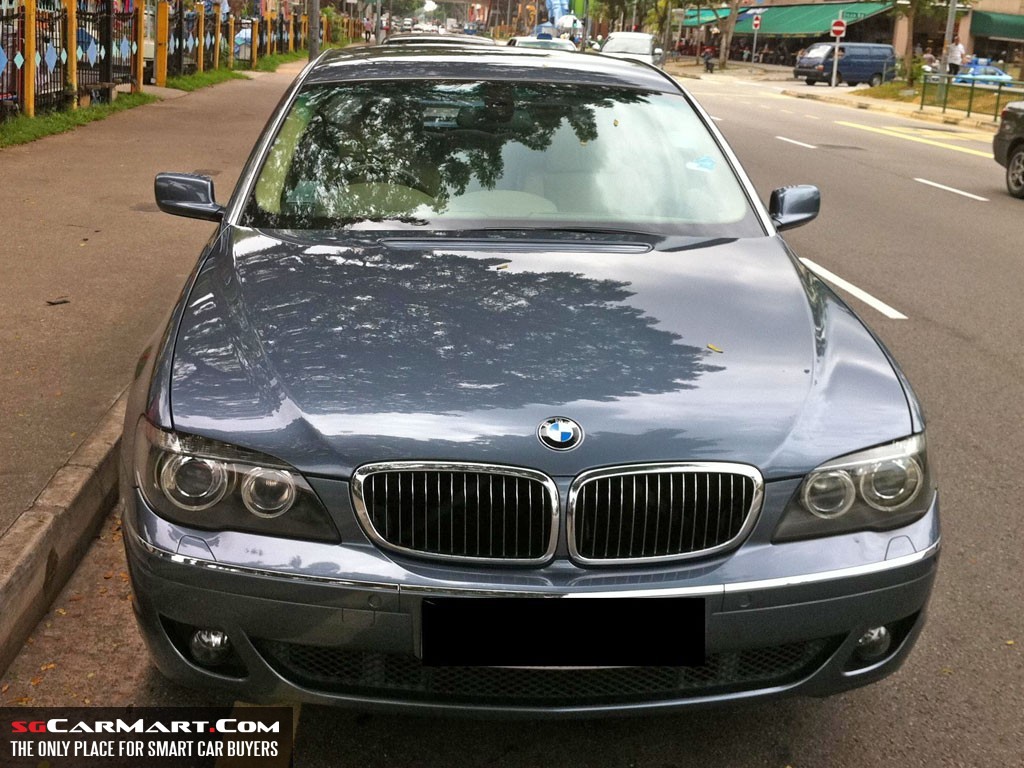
<box><xmin>538</xmin><ymin>417</ymin><xmax>584</xmax><ymax>452</ymax></box>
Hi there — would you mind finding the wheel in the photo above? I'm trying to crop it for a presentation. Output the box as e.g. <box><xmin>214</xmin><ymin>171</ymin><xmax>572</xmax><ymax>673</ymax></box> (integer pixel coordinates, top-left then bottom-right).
<box><xmin>829</xmin><ymin>73</ymin><xmax>841</xmax><ymax>86</ymax></box>
<box><xmin>1006</xmin><ymin>146</ymin><xmax>1024</xmax><ymax>199</ymax></box>
<box><xmin>869</xmin><ymin>73</ymin><xmax>883</xmax><ymax>87</ymax></box>
<box><xmin>805</xmin><ymin>77</ymin><xmax>816</xmax><ymax>86</ymax></box>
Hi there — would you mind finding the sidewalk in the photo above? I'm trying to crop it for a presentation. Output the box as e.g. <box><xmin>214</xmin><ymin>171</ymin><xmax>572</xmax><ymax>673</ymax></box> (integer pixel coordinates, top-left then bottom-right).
<box><xmin>665</xmin><ymin>58</ymin><xmax>1002</xmax><ymax>133</ymax></box>
<box><xmin>0</xmin><ymin>59</ymin><xmax>308</xmax><ymax>674</ymax></box>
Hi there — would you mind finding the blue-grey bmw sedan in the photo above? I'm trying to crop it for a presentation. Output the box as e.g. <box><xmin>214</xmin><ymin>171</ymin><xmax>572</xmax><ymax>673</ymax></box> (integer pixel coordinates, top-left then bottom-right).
<box><xmin>121</xmin><ymin>44</ymin><xmax>939</xmax><ymax>715</ymax></box>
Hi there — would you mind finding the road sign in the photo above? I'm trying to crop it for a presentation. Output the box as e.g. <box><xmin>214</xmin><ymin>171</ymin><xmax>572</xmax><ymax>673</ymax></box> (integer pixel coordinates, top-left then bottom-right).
<box><xmin>752</xmin><ymin>15</ymin><xmax>761</xmax><ymax>30</ymax></box>
<box><xmin>831</xmin><ymin>19</ymin><xmax>846</xmax><ymax>38</ymax></box>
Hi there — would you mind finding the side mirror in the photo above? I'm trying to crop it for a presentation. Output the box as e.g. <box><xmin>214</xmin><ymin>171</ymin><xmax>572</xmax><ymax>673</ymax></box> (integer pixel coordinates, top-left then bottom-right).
<box><xmin>654</xmin><ymin>47</ymin><xmax>663</xmax><ymax>57</ymax></box>
<box><xmin>154</xmin><ymin>172</ymin><xmax>225</xmax><ymax>222</ymax></box>
<box><xmin>769</xmin><ymin>185</ymin><xmax>820</xmax><ymax>231</ymax></box>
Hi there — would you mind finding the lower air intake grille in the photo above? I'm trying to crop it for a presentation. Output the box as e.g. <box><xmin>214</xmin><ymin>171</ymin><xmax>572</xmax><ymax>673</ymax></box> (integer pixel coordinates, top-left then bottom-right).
<box><xmin>255</xmin><ymin>638</ymin><xmax>837</xmax><ymax>706</ymax></box>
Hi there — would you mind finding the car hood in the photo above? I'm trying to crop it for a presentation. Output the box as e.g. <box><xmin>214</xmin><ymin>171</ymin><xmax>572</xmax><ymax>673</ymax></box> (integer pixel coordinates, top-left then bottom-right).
<box><xmin>168</xmin><ymin>227</ymin><xmax>913</xmax><ymax>480</ymax></box>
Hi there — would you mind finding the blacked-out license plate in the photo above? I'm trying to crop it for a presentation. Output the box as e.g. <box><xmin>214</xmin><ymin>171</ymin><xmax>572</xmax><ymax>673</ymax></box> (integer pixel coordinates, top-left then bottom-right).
<box><xmin>421</xmin><ymin>597</ymin><xmax>704</xmax><ymax>667</ymax></box>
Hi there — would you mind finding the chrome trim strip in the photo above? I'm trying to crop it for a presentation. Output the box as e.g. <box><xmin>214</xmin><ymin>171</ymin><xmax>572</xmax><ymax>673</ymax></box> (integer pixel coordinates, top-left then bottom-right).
<box><xmin>137</xmin><ymin>535</ymin><xmax>939</xmax><ymax>598</ymax></box>
<box><xmin>137</xmin><ymin>539</ymin><xmax>400</xmax><ymax>592</ymax></box>
<box><xmin>720</xmin><ymin>540</ymin><xmax>941</xmax><ymax>593</ymax></box>
<box><xmin>350</xmin><ymin>461</ymin><xmax>560</xmax><ymax>565</ymax></box>
<box><xmin>566</xmin><ymin>463</ymin><xmax>764</xmax><ymax>565</ymax></box>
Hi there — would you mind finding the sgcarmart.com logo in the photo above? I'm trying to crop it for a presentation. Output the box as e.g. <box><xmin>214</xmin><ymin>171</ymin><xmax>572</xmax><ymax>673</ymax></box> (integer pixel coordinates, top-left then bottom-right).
<box><xmin>12</xmin><ymin>718</ymin><xmax>280</xmax><ymax>734</ymax></box>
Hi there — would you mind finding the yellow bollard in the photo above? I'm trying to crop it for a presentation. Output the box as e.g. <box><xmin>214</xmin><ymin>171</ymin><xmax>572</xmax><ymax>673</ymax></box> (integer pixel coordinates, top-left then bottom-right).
<box><xmin>213</xmin><ymin>4</ymin><xmax>221</xmax><ymax>70</ymax></box>
<box><xmin>64</xmin><ymin>0</ymin><xmax>78</xmax><ymax>107</ymax></box>
<box><xmin>252</xmin><ymin>18</ymin><xmax>259</xmax><ymax>69</ymax></box>
<box><xmin>288</xmin><ymin>15</ymin><xmax>293</xmax><ymax>53</ymax></box>
<box><xmin>155</xmin><ymin>0</ymin><xmax>169</xmax><ymax>87</ymax></box>
<box><xmin>196</xmin><ymin>7</ymin><xmax>204</xmax><ymax>73</ymax></box>
<box><xmin>227</xmin><ymin>16</ymin><xmax>234</xmax><ymax>69</ymax></box>
<box><xmin>24</xmin><ymin>0</ymin><xmax>36</xmax><ymax>117</ymax></box>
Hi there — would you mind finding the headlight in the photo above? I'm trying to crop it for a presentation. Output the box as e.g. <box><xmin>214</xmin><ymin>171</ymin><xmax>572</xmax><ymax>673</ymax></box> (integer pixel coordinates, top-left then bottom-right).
<box><xmin>774</xmin><ymin>434</ymin><xmax>933</xmax><ymax>542</ymax></box>
<box><xmin>133</xmin><ymin>419</ymin><xmax>340</xmax><ymax>543</ymax></box>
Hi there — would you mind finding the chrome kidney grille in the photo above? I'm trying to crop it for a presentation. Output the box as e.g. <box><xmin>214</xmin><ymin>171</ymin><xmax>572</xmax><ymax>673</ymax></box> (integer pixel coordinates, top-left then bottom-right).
<box><xmin>351</xmin><ymin>463</ymin><xmax>559</xmax><ymax>564</ymax></box>
<box><xmin>567</xmin><ymin>464</ymin><xmax>763</xmax><ymax>564</ymax></box>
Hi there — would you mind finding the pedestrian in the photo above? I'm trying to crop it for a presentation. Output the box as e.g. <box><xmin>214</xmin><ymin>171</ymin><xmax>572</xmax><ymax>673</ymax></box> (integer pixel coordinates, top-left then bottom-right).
<box><xmin>702</xmin><ymin>46</ymin><xmax>715</xmax><ymax>73</ymax></box>
<box><xmin>363</xmin><ymin>17</ymin><xmax>372</xmax><ymax>42</ymax></box>
<box><xmin>947</xmin><ymin>35</ymin><xmax>965</xmax><ymax>75</ymax></box>
<box><xmin>922</xmin><ymin>47</ymin><xmax>936</xmax><ymax>68</ymax></box>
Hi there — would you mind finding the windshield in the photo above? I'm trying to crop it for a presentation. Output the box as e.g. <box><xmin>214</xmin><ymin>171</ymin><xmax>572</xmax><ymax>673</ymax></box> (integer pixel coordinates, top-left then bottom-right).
<box><xmin>802</xmin><ymin>44</ymin><xmax>833</xmax><ymax>60</ymax></box>
<box><xmin>601</xmin><ymin>37</ymin><xmax>652</xmax><ymax>55</ymax></box>
<box><xmin>241</xmin><ymin>80</ymin><xmax>759</xmax><ymax>236</ymax></box>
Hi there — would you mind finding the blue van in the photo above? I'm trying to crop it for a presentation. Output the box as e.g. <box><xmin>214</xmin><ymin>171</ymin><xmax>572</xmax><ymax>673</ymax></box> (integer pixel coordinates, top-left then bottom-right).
<box><xmin>793</xmin><ymin>42</ymin><xmax>897</xmax><ymax>86</ymax></box>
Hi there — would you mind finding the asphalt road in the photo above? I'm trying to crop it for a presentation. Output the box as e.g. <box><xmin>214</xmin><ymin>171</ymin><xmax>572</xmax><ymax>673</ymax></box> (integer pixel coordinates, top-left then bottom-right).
<box><xmin>2</xmin><ymin>72</ymin><xmax>1022</xmax><ymax>767</ymax></box>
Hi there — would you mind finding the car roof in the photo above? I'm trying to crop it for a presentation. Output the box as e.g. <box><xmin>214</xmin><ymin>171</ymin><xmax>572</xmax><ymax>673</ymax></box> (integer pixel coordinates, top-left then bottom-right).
<box><xmin>606</xmin><ymin>31</ymin><xmax>654</xmax><ymax>39</ymax></box>
<box><xmin>384</xmin><ymin>33</ymin><xmax>497</xmax><ymax>45</ymax></box>
<box><xmin>305</xmin><ymin>46</ymin><xmax>678</xmax><ymax>92</ymax></box>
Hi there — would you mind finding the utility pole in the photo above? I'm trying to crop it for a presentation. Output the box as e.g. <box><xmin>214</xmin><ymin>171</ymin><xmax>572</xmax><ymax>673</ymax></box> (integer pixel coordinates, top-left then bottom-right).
<box><xmin>308</xmin><ymin>0</ymin><xmax>320</xmax><ymax>59</ymax></box>
<box><xmin>939</xmin><ymin>0</ymin><xmax>958</xmax><ymax>78</ymax></box>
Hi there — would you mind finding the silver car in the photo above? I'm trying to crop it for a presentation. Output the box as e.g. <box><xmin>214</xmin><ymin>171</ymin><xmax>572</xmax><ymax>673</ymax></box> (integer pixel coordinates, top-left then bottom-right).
<box><xmin>598</xmin><ymin>31</ymin><xmax>665</xmax><ymax>68</ymax></box>
<box><xmin>122</xmin><ymin>44</ymin><xmax>939</xmax><ymax>716</ymax></box>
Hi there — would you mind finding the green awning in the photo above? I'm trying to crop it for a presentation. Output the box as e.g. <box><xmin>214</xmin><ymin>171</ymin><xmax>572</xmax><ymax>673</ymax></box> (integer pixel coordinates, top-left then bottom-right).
<box><xmin>971</xmin><ymin>11</ymin><xmax>1024</xmax><ymax>43</ymax></box>
<box><xmin>734</xmin><ymin>2</ymin><xmax>893</xmax><ymax>37</ymax></box>
<box><xmin>680</xmin><ymin>9</ymin><xmax>731</xmax><ymax>28</ymax></box>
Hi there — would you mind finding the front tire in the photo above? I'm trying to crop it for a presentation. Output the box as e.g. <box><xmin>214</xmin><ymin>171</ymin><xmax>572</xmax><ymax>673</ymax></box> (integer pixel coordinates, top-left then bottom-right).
<box><xmin>805</xmin><ymin>77</ymin><xmax>816</xmax><ymax>85</ymax></box>
<box><xmin>1007</xmin><ymin>146</ymin><xmax>1024</xmax><ymax>198</ymax></box>
<box><xmin>869</xmin><ymin>73</ymin><xmax>883</xmax><ymax>87</ymax></box>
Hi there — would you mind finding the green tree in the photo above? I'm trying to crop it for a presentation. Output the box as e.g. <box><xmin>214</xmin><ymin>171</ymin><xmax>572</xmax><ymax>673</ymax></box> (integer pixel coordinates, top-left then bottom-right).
<box><xmin>892</xmin><ymin>0</ymin><xmax>947</xmax><ymax>86</ymax></box>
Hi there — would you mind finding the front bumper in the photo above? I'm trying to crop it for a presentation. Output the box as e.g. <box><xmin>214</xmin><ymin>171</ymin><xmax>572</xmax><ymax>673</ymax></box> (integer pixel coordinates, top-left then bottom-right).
<box><xmin>124</xmin><ymin>485</ymin><xmax>939</xmax><ymax>717</ymax></box>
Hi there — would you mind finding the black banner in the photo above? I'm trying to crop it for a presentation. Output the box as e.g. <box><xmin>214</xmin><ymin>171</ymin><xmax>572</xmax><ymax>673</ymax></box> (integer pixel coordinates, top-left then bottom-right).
<box><xmin>1</xmin><ymin>707</ymin><xmax>292</xmax><ymax>768</ymax></box>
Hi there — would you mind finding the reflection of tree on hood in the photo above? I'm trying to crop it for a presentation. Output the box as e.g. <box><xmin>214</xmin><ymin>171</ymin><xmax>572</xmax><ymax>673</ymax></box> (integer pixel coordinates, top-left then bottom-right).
<box><xmin>175</xmin><ymin>238</ymin><xmax>723</xmax><ymax>416</ymax></box>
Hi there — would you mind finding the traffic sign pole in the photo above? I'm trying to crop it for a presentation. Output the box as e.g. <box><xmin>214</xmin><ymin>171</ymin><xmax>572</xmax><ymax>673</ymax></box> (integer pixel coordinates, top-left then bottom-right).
<box><xmin>751</xmin><ymin>14</ymin><xmax>760</xmax><ymax>66</ymax></box>
<box><xmin>830</xmin><ymin>14</ymin><xmax>845</xmax><ymax>87</ymax></box>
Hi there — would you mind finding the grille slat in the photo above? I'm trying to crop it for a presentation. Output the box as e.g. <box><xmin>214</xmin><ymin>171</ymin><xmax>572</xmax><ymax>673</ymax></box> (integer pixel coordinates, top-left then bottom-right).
<box><xmin>354</xmin><ymin>463</ymin><xmax>557</xmax><ymax>564</ymax></box>
<box><xmin>569</xmin><ymin>464</ymin><xmax>762</xmax><ymax>564</ymax></box>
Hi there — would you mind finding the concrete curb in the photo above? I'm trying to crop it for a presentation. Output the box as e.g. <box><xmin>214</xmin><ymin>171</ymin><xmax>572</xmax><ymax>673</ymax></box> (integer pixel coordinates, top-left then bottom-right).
<box><xmin>0</xmin><ymin>391</ymin><xmax>127</xmax><ymax>675</ymax></box>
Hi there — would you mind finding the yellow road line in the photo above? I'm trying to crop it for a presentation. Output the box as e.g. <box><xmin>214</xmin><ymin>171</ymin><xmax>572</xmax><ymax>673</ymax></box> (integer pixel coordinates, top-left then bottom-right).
<box><xmin>835</xmin><ymin>120</ymin><xmax>994</xmax><ymax>158</ymax></box>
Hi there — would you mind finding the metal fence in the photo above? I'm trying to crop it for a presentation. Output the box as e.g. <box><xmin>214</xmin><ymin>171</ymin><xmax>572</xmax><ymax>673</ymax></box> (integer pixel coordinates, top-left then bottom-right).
<box><xmin>919</xmin><ymin>74</ymin><xmax>1024</xmax><ymax>121</ymax></box>
<box><xmin>1</xmin><ymin>6</ymin><xmax>25</xmax><ymax>115</ymax></box>
<box><xmin>77</xmin><ymin>8</ymin><xmax>135</xmax><ymax>91</ymax></box>
<box><xmin>201</xmin><ymin>8</ymin><xmax>216</xmax><ymax>70</ymax></box>
<box><xmin>167</xmin><ymin>8</ymin><xmax>198</xmax><ymax>77</ymax></box>
<box><xmin>35</xmin><ymin>8</ymin><xmax>70</xmax><ymax>110</ymax></box>
<box><xmin>1</xmin><ymin>1</ymin><xmax>319</xmax><ymax>120</ymax></box>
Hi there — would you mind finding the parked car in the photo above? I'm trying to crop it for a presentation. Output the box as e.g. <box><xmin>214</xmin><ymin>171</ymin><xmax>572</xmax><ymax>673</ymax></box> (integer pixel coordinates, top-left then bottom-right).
<box><xmin>994</xmin><ymin>101</ymin><xmax>1024</xmax><ymax>198</ymax></box>
<box><xmin>793</xmin><ymin>42</ymin><xmax>897</xmax><ymax>87</ymax></box>
<box><xmin>384</xmin><ymin>32</ymin><xmax>496</xmax><ymax>46</ymax></box>
<box><xmin>954</xmin><ymin>64</ymin><xmax>1014</xmax><ymax>85</ymax></box>
<box><xmin>597</xmin><ymin>31</ymin><xmax>664</xmax><ymax>68</ymax></box>
<box><xmin>506</xmin><ymin>35</ymin><xmax>577</xmax><ymax>51</ymax></box>
<box><xmin>124</xmin><ymin>44</ymin><xmax>938</xmax><ymax>714</ymax></box>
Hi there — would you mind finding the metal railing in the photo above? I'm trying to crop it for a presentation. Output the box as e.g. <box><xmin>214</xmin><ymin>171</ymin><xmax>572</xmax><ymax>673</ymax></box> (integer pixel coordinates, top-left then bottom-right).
<box><xmin>34</xmin><ymin>8</ymin><xmax>70</xmax><ymax>110</ymax></box>
<box><xmin>1</xmin><ymin>7</ymin><xmax>26</xmax><ymax>115</ymax></box>
<box><xmin>920</xmin><ymin>73</ymin><xmax>1024</xmax><ymax>121</ymax></box>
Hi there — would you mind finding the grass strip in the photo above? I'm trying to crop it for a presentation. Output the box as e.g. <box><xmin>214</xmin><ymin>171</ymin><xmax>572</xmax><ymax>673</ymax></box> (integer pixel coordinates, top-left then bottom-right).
<box><xmin>0</xmin><ymin>92</ymin><xmax>158</xmax><ymax>149</ymax></box>
<box><xmin>166</xmin><ymin>67</ymin><xmax>248</xmax><ymax>91</ymax></box>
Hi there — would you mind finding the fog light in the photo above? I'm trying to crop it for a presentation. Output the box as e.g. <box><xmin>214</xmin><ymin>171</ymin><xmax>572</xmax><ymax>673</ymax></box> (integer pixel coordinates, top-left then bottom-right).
<box><xmin>854</xmin><ymin>626</ymin><xmax>892</xmax><ymax>662</ymax></box>
<box><xmin>189</xmin><ymin>629</ymin><xmax>232</xmax><ymax>667</ymax></box>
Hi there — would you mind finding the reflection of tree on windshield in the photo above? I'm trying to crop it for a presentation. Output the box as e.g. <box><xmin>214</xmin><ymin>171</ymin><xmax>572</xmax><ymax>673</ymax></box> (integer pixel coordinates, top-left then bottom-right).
<box><xmin>241</xmin><ymin>82</ymin><xmax>649</xmax><ymax>228</ymax></box>
<box><xmin>173</xmin><ymin>234</ymin><xmax>724</xmax><ymax>417</ymax></box>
